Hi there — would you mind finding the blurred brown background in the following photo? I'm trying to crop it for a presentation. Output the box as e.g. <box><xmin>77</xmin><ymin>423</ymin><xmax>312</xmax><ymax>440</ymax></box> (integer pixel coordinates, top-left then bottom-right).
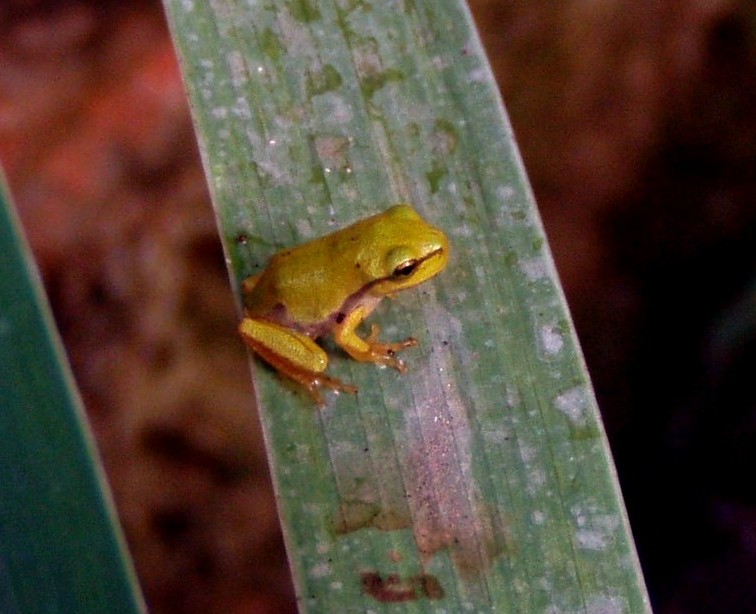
<box><xmin>1</xmin><ymin>0</ymin><xmax>754</xmax><ymax>612</ymax></box>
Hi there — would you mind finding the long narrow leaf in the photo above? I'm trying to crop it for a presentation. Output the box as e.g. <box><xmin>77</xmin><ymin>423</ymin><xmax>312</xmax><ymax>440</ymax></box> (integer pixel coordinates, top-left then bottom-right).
<box><xmin>0</xmin><ymin>183</ymin><xmax>145</xmax><ymax>613</ymax></box>
<box><xmin>163</xmin><ymin>1</ymin><xmax>650</xmax><ymax>611</ymax></box>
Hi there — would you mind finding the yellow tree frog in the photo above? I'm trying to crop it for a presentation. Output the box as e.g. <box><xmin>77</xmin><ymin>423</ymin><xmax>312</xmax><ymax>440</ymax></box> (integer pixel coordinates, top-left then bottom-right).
<box><xmin>239</xmin><ymin>204</ymin><xmax>449</xmax><ymax>405</ymax></box>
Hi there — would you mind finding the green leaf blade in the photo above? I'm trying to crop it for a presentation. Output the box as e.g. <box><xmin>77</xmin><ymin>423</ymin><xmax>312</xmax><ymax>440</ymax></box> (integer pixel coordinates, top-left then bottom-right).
<box><xmin>164</xmin><ymin>0</ymin><xmax>650</xmax><ymax>611</ymax></box>
<box><xmin>0</xmin><ymin>185</ymin><xmax>145</xmax><ymax>613</ymax></box>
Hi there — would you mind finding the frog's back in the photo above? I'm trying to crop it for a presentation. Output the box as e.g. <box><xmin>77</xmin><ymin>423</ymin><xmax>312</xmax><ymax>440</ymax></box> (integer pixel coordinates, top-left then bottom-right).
<box><xmin>242</xmin><ymin>205</ymin><xmax>431</xmax><ymax>327</ymax></box>
<box><xmin>243</xmin><ymin>227</ymin><xmax>366</xmax><ymax>326</ymax></box>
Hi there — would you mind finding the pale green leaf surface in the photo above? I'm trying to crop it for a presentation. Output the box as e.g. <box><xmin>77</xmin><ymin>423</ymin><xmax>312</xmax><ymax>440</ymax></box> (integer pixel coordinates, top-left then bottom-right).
<box><xmin>0</xmin><ymin>183</ymin><xmax>145</xmax><ymax>613</ymax></box>
<box><xmin>163</xmin><ymin>1</ymin><xmax>650</xmax><ymax>611</ymax></box>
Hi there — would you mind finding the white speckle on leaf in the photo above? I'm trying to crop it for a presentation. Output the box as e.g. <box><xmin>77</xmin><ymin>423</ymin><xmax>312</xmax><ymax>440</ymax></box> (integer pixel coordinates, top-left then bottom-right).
<box><xmin>469</xmin><ymin>67</ymin><xmax>487</xmax><ymax>83</ymax></box>
<box><xmin>278</xmin><ymin>6</ymin><xmax>311</xmax><ymax>58</ymax></box>
<box><xmin>572</xmin><ymin>505</ymin><xmax>620</xmax><ymax>551</ymax></box>
<box><xmin>576</xmin><ymin>529</ymin><xmax>609</xmax><ymax>550</ymax></box>
<box><xmin>232</xmin><ymin>96</ymin><xmax>251</xmax><ymax>119</ymax></box>
<box><xmin>554</xmin><ymin>385</ymin><xmax>591</xmax><ymax>426</ymax></box>
<box><xmin>211</xmin><ymin>106</ymin><xmax>228</xmax><ymax>120</ymax></box>
<box><xmin>226</xmin><ymin>51</ymin><xmax>247</xmax><ymax>87</ymax></box>
<box><xmin>181</xmin><ymin>0</ymin><xmax>194</xmax><ymax>11</ymax></box>
<box><xmin>586</xmin><ymin>594</ymin><xmax>625</xmax><ymax>614</ymax></box>
<box><xmin>539</xmin><ymin>324</ymin><xmax>564</xmax><ymax>356</ymax></box>
<box><xmin>255</xmin><ymin>153</ymin><xmax>291</xmax><ymax>185</ymax></box>
<box><xmin>331</xmin><ymin>96</ymin><xmax>352</xmax><ymax>124</ymax></box>
<box><xmin>493</xmin><ymin>185</ymin><xmax>518</xmax><ymax>227</ymax></box>
<box><xmin>506</xmin><ymin>388</ymin><xmax>520</xmax><ymax>408</ymax></box>
<box><xmin>295</xmin><ymin>219</ymin><xmax>313</xmax><ymax>238</ymax></box>
<box><xmin>310</xmin><ymin>562</ymin><xmax>331</xmax><ymax>578</ymax></box>
<box><xmin>316</xmin><ymin>542</ymin><xmax>330</xmax><ymax>555</ymax></box>
<box><xmin>453</xmin><ymin>221</ymin><xmax>473</xmax><ymax>237</ymax></box>
<box><xmin>521</xmin><ymin>257</ymin><xmax>548</xmax><ymax>282</ymax></box>
<box><xmin>497</xmin><ymin>184</ymin><xmax>516</xmax><ymax>201</ymax></box>
<box><xmin>519</xmin><ymin>443</ymin><xmax>536</xmax><ymax>463</ymax></box>
<box><xmin>532</xmin><ymin>510</ymin><xmax>546</xmax><ymax>525</ymax></box>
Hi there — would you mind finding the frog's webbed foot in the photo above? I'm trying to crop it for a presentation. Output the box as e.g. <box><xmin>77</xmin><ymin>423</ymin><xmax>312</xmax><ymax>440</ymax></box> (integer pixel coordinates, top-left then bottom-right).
<box><xmin>364</xmin><ymin>324</ymin><xmax>417</xmax><ymax>372</ymax></box>
<box><xmin>239</xmin><ymin>317</ymin><xmax>357</xmax><ymax>408</ymax></box>
<box><xmin>335</xmin><ymin>322</ymin><xmax>418</xmax><ymax>372</ymax></box>
<box><xmin>299</xmin><ymin>371</ymin><xmax>358</xmax><ymax>407</ymax></box>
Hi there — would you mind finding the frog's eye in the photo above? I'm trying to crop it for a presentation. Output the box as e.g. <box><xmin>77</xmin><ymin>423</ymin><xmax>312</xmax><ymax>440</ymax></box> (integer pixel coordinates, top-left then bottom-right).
<box><xmin>392</xmin><ymin>259</ymin><xmax>419</xmax><ymax>278</ymax></box>
<box><xmin>384</xmin><ymin>246</ymin><xmax>416</xmax><ymax>279</ymax></box>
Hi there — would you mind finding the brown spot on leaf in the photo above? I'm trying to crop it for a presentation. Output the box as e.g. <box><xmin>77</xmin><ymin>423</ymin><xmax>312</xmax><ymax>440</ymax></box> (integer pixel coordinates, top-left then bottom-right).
<box><xmin>360</xmin><ymin>571</ymin><xmax>445</xmax><ymax>602</ymax></box>
<box><xmin>332</xmin><ymin>500</ymin><xmax>411</xmax><ymax>534</ymax></box>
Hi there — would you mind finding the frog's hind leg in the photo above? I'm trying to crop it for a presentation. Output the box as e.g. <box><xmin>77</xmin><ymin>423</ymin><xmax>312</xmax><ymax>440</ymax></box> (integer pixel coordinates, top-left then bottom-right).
<box><xmin>239</xmin><ymin>318</ymin><xmax>357</xmax><ymax>406</ymax></box>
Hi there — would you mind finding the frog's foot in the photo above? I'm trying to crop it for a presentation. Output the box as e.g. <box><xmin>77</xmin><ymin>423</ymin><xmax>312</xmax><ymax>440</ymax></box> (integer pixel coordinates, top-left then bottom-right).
<box><xmin>292</xmin><ymin>367</ymin><xmax>358</xmax><ymax>407</ymax></box>
<box><xmin>240</xmin><ymin>318</ymin><xmax>357</xmax><ymax>407</ymax></box>
<box><xmin>365</xmin><ymin>324</ymin><xmax>418</xmax><ymax>372</ymax></box>
<box><xmin>249</xmin><ymin>340</ymin><xmax>358</xmax><ymax>407</ymax></box>
<box><xmin>337</xmin><ymin>324</ymin><xmax>418</xmax><ymax>372</ymax></box>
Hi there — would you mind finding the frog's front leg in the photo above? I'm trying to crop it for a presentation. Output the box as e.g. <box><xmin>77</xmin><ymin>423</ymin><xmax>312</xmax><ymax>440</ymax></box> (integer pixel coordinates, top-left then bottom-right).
<box><xmin>333</xmin><ymin>306</ymin><xmax>418</xmax><ymax>372</ymax></box>
<box><xmin>239</xmin><ymin>318</ymin><xmax>357</xmax><ymax>406</ymax></box>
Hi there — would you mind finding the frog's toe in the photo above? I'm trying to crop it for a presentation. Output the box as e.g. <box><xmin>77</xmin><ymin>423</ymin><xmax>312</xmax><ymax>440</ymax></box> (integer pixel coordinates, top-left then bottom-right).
<box><xmin>297</xmin><ymin>372</ymin><xmax>357</xmax><ymax>407</ymax></box>
<box><xmin>371</xmin><ymin>342</ymin><xmax>417</xmax><ymax>371</ymax></box>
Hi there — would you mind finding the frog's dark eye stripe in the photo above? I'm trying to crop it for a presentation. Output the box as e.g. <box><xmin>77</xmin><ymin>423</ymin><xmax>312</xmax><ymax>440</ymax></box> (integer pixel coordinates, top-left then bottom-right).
<box><xmin>392</xmin><ymin>259</ymin><xmax>419</xmax><ymax>278</ymax></box>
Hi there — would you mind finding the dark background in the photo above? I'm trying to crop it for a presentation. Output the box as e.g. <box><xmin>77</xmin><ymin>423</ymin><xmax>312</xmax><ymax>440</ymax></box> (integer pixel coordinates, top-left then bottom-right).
<box><xmin>1</xmin><ymin>1</ymin><xmax>754</xmax><ymax>612</ymax></box>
